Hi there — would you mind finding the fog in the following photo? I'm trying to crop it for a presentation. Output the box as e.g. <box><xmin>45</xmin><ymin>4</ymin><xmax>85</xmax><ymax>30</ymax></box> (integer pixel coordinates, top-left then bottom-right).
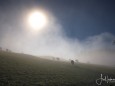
<box><xmin>0</xmin><ymin>12</ymin><xmax>115</xmax><ymax>67</ymax></box>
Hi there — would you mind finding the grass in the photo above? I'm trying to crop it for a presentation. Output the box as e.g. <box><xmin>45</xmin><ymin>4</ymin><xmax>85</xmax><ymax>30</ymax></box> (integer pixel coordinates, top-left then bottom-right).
<box><xmin>0</xmin><ymin>51</ymin><xmax>115</xmax><ymax>86</ymax></box>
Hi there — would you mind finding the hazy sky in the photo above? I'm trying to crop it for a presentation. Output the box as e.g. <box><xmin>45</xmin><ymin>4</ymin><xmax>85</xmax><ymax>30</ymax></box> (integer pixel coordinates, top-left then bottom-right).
<box><xmin>0</xmin><ymin>0</ymin><xmax>115</xmax><ymax>66</ymax></box>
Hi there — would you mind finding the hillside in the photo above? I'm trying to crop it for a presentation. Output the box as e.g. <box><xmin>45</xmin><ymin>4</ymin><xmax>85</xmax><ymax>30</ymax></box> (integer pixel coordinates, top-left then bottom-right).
<box><xmin>0</xmin><ymin>51</ymin><xmax>115</xmax><ymax>86</ymax></box>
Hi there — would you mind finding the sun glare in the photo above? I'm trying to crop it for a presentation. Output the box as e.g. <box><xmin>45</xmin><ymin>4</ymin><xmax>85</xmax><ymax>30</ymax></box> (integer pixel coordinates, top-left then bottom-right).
<box><xmin>28</xmin><ymin>11</ymin><xmax>47</xmax><ymax>30</ymax></box>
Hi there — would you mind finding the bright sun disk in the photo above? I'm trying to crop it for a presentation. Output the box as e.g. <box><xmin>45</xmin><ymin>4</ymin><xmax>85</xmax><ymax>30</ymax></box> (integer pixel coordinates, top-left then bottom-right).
<box><xmin>28</xmin><ymin>11</ymin><xmax>47</xmax><ymax>30</ymax></box>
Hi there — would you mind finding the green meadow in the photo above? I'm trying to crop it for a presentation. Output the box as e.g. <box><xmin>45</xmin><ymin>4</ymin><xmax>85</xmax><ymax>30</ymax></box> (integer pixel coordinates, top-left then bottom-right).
<box><xmin>0</xmin><ymin>51</ymin><xmax>115</xmax><ymax>86</ymax></box>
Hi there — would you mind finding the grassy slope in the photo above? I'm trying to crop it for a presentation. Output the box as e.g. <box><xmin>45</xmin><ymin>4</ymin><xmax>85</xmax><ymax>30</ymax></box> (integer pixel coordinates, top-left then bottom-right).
<box><xmin>0</xmin><ymin>51</ymin><xmax>115</xmax><ymax>86</ymax></box>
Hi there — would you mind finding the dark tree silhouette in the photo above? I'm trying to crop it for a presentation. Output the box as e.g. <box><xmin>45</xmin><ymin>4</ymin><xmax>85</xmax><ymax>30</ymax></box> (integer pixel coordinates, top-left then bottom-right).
<box><xmin>112</xmin><ymin>40</ymin><xmax>115</xmax><ymax>45</ymax></box>
<box><xmin>6</xmin><ymin>49</ymin><xmax>9</xmax><ymax>52</ymax></box>
<box><xmin>0</xmin><ymin>47</ymin><xmax>2</xmax><ymax>51</ymax></box>
<box><xmin>6</xmin><ymin>49</ymin><xmax>11</xmax><ymax>52</ymax></box>
<box><xmin>71</xmin><ymin>60</ymin><xmax>74</xmax><ymax>65</ymax></box>
<box><xmin>56</xmin><ymin>57</ymin><xmax>60</xmax><ymax>61</ymax></box>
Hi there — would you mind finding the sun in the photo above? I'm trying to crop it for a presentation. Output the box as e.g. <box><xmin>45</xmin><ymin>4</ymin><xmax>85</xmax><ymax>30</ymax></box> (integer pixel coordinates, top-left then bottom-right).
<box><xmin>28</xmin><ymin>11</ymin><xmax>47</xmax><ymax>30</ymax></box>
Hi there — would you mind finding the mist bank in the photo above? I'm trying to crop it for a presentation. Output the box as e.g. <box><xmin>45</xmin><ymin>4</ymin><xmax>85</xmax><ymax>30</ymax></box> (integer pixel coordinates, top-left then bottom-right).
<box><xmin>0</xmin><ymin>14</ymin><xmax>115</xmax><ymax>67</ymax></box>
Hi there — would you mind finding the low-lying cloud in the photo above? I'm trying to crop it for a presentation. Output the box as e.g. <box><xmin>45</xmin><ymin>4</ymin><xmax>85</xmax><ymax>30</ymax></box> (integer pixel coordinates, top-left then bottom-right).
<box><xmin>0</xmin><ymin>14</ymin><xmax>115</xmax><ymax>67</ymax></box>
